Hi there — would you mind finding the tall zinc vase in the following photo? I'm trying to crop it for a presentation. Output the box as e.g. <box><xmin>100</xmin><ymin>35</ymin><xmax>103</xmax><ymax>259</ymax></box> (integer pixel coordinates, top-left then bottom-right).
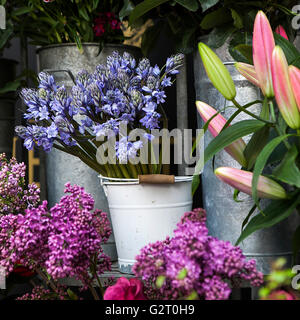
<box><xmin>37</xmin><ymin>43</ymin><xmax>142</xmax><ymax>261</ymax></box>
<box><xmin>194</xmin><ymin>37</ymin><xmax>300</xmax><ymax>275</ymax></box>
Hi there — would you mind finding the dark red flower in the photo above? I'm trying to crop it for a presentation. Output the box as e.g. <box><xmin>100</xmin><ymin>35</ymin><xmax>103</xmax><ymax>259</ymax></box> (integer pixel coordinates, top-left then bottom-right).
<box><xmin>12</xmin><ymin>262</ymin><xmax>35</xmax><ymax>278</ymax></box>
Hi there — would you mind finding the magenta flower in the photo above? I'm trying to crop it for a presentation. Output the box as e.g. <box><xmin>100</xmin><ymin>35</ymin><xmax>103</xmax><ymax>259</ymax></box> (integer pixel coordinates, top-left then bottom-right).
<box><xmin>275</xmin><ymin>25</ymin><xmax>289</xmax><ymax>40</ymax></box>
<box><xmin>104</xmin><ymin>277</ymin><xmax>147</xmax><ymax>300</ymax></box>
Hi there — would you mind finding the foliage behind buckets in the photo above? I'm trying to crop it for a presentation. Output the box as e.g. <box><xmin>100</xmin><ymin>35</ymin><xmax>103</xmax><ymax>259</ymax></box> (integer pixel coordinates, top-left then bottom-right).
<box><xmin>0</xmin><ymin>59</ymin><xmax>17</xmax><ymax>159</ymax></box>
<box><xmin>100</xmin><ymin>175</ymin><xmax>193</xmax><ymax>274</ymax></box>
<box><xmin>37</xmin><ymin>43</ymin><xmax>143</xmax><ymax>262</ymax></box>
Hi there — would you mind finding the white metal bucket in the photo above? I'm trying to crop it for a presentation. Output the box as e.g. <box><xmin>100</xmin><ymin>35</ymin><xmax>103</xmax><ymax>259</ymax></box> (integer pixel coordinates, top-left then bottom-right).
<box><xmin>99</xmin><ymin>176</ymin><xmax>193</xmax><ymax>274</ymax></box>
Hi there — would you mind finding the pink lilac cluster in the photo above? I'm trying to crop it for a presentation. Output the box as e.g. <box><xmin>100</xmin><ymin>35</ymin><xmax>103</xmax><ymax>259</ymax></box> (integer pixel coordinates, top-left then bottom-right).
<box><xmin>0</xmin><ymin>153</ymin><xmax>40</xmax><ymax>215</ymax></box>
<box><xmin>133</xmin><ymin>208</ymin><xmax>263</xmax><ymax>300</ymax></box>
<box><xmin>93</xmin><ymin>12</ymin><xmax>121</xmax><ymax>37</ymax></box>
<box><xmin>16</xmin><ymin>284</ymin><xmax>69</xmax><ymax>300</ymax></box>
<box><xmin>0</xmin><ymin>183</ymin><xmax>112</xmax><ymax>288</ymax></box>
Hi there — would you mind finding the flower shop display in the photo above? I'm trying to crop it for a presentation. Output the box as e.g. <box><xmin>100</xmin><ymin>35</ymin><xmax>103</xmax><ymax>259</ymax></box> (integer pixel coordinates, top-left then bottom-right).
<box><xmin>193</xmin><ymin>11</ymin><xmax>300</xmax><ymax>274</ymax></box>
<box><xmin>131</xmin><ymin>208</ymin><xmax>263</xmax><ymax>300</ymax></box>
<box><xmin>0</xmin><ymin>183</ymin><xmax>112</xmax><ymax>300</ymax></box>
<box><xmin>16</xmin><ymin>51</ymin><xmax>192</xmax><ymax>273</ymax></box>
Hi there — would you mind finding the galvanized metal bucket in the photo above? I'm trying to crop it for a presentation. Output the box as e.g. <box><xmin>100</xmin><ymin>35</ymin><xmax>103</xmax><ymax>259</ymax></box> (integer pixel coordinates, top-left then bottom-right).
<box><xmin>194</xmin><ymin>37</ymin><xmax>300</xmax><ymax>274</ymax></box>
<box><xmin>100</xmin><ymin>176</ymin><xmax>193</xmax><ymax>274</ymax></box>
<box><xmin>38</xmin><ymin>43</ymin><xmax>142</xmax><ymax>262</ymax></box>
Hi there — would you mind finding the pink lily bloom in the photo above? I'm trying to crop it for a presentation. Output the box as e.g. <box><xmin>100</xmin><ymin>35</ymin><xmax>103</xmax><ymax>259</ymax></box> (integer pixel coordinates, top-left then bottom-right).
<box><xmin>253</xmin><ymin>11</ymin><xmax>275</xmax><ymax>98</ymax></box>
<box><xmin>196</xmin><ymin>101</ymin><xmax>247</xmax><ymax>167</ymax></box>
<box><xmin>271</xmin><ymin>46</ymin><xmax>300</xmax><ymax>129</ymax></box>
<box><xmin>275</xmin><ymin>25</ymin><xmax>289</xmax><ymax>40</ymax></box>
<box><xmin>215</xmin><ymin>167</ymin><xmax>287</xmax><ymax>200</ymax></box>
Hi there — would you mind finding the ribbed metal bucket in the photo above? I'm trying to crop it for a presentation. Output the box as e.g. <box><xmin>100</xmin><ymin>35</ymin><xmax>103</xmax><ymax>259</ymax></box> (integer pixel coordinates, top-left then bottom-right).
<box><xmin>100</xmin><ymin>176</ymin><xmax>193</xmax><ymax>274</ymax></box>
<box><xmin>38</xmin><ymin>43</ymin><xmax>142</xmax><ymax>262</ymax></box>
<box><xmin>194</xmin><ymin>37</ymin><xmax>300</xmax><ymax>274</ymax></box>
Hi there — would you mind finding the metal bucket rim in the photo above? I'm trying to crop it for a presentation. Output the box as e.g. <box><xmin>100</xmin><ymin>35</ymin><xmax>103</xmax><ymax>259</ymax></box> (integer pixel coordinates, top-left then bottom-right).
<box><xmin>36</xmin><ymin>43</ymin><xmax>141</xmax><ymax>54</ymax></box>
<box><xmin>99</xmin><ymin>175</ymin><xmax>193</xmax><ymax>186</ymax></box>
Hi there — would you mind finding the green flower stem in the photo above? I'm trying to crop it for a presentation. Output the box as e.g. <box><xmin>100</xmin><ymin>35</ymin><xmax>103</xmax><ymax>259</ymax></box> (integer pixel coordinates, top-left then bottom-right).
<box><xmin>118</xmin><ymin>164</ymin><xmax>131</xmax><ymax>179</ymax></box>
<box><xmin>232</xmin><ymin>99</ymin><xmax>274</xmax><ymax>125</ymax></box>
<box><xmin>268</xmin><ymin>100</ymin><xmax>276</xmax><ymax>123</ymax></box>
<box><xmin>88</xmin><ymin>284</ymin><xmax>100</xmax><ymax>301</ymax></box>
<box><xmin>140</xmin><ymin>163</ymin><xmax>149</xmax><ymax>175</ymax></box>
<box><xmin>128</xmin><ymin>162</ymin><xmax>139</xmax><ymax>179</ymax></box>
<box><xmin>275</xmin><ymin>125</ymin><xmax>291</xmax><ymax>150</ymax></box>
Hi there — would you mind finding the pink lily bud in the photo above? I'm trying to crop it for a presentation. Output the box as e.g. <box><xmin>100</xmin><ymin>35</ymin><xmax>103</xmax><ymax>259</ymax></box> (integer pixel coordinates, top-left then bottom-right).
<box><xmin>253</xmin><ymin>11</ymin><xmax>275</xmax><ymax>98</ymax></box>
<box><xmin>196</xmin><ymin>101</ymin><xmax>247</xmax><ymax>167</ymax></box>
<box><xmin>271</xmin><ymin>46</ymin><xmax>300</xmax><ymax>129</ymax></box>
<box><xmin>289</xmin><ymin>65</ymin><xmax>300</xmax><ymax>112</ymax></box>
<box><xmin>275</xmin><ymin>25</ymin><xmax>289</xmax><ymax>40</ymax></box>
<box><xmin>235</xmin><ymin>62</ymin><xmax>260</xmax><ymax>87</ymax></box>
<box><xmin>215</xmin><ymin>167</ymin><xmax>287</xmax><ymax>200</ymax></box>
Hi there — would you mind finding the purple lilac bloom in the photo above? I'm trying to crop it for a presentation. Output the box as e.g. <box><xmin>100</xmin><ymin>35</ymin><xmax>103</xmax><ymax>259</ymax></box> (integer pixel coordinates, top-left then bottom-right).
<box><xmin>0</xmin><ymin>153</ymin><xmax>40</xmax><ymax>215</ymax></box>
<box><xmin>133</xmin><ymin>208</ymin><xmax>263</xmax><ymax>300</ymax></box>
<box><xmin>17</xmin><ymin>51</ymin><xmax>184</xmax><ymax>161</ymax></box>
<box><xmin>0</xmin><ymin>183</ymin><xmax>112</xmax><ymax>289</ymax></box>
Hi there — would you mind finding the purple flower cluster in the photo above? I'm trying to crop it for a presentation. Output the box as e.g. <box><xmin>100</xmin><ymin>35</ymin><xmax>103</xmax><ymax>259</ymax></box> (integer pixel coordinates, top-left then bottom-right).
<box><xmin>133</xmin><ymin>208</ymin><xmax>263</xmax><ymax>300</ymax></box>
<box><xmin>0</xmin><ymin>153</ymin><xmax>40</xmax><ymax>215</ymax></box>
<box><xmin>16</xmin><ymin>51</ymin><xmax>184</xmax><ymax>161</ymax></box>
<box><xmin>0</xmin><ymin>183</ymin><xmax>112</xmax><ymax>288</ymax></box>
<box><xmin>16</xmin><ymin>284</ymin><xmax>69</xmax><ymax>301</ymax></box>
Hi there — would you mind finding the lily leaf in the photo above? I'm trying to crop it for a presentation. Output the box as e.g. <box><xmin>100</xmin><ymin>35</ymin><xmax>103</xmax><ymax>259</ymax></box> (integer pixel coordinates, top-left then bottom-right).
<box><xmin>271</xmin><ymin>145</ymin><xmax>300</xmax><ymax>188</ymax></box>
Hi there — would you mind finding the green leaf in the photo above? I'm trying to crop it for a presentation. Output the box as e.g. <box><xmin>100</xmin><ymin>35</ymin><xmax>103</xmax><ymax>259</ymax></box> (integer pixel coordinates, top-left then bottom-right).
<box><xmin>200</xmin><ymin>8</ymin><xmax>232</xmax><ymax>30</ymax></box>
<box><xmin>192</xmin><ymin>174</ymin><xmax>200</xmax><ymax>196</ymax></box>
<box><xmin>234</xmin><ymin>44</ymin><xmax>253</xmax><ymax>64</ymax></box>
<box><xmin>241</xmin><ymin>204</ymin><xmax>257</xmax><ymax>231</ymax></box>
<box><xmin>11</xmin><ymin>6</ymin><xmax>33</xmax><ymax>16</ymax></box>
<box><xmin>272</xmin><ymin>145</ymin><xmax>300</xmax><ymax>188</ymax></box>
<box><xmin>177</xmin><ymin>268</ymin><xmax>188</xmax><ymax>280</ymax></box>
<box><xmin>0</xmin><ymin>80</ymin><xmax>21</xmax><ymax>94</ymax></box>
<box><xmin>292</xmin><ymin>226</ymin><xmax>300</xmax><ymax>263</ymax></box>
<box><xmin>198</xmin><ymin>0</ymin><xmax>219</xmax><ymax>12</ymax></box>
<box><xmin>231</xmin><ymin>9</ymin><xmax>243</xmax><ymax>29</ymax></box>
<box><xmin>207</xmin><ymin>25</ymin><xmax>236</xmax><ymax>48</ymax></box>
<box><xmin>141</xmin><ymin>21</ymin><xmax>164</xmax><ymax>56</ymax></box>
<box><xmin>274</xmin><ymin>33</ymin><xmax>300</xmax><ymax>68</ymax></box>
<box><xmin>78</xmin><ymin>7</ymin><xmax>90</xmax><ymax>22</ymax></box>
<box><xmin>119</xmin><ymin>0</ymin><xmax>135</xmax><ymax>20</ymax></box>
<box><xmin>244</xmin><ymin>125</ymin><xmax>270</xmax><ymax>170</ymax></box>
<box><xmin>236</xmin><ymin>196</ymin><xmax>300</xmax><ymax>245</ymax></box>
<box><xmin>204</xmin><ymin>120</ymin><xmax>265</xmax><ymax>164</ymax></box>
<box><xmin>156</xmin><ymin>275</ymin><xmax>166</xmax><ymax>289</ymax></box>
<box><xmin>233</xmin><ymin>189</ymin><xmax>243</xmax><ymax>203</ymax></box>
<box><xmin>252</xmin><ymin>134</ymin><xmax>295</xmax><ymax>207</ymax></box>
<box><xmin>67</xmin><ymin>288</ymin><xmax>78</xmax><ymax>300</ymax></box>
<box><xmin>175</xmin><ymin>0</ymin><xmax>199</xmax><ymax>11</ymax></box>
<box><xmin>129</xmin><ymin>0</ymin><xmax>170</xmax><ymax>24</ymax></box>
